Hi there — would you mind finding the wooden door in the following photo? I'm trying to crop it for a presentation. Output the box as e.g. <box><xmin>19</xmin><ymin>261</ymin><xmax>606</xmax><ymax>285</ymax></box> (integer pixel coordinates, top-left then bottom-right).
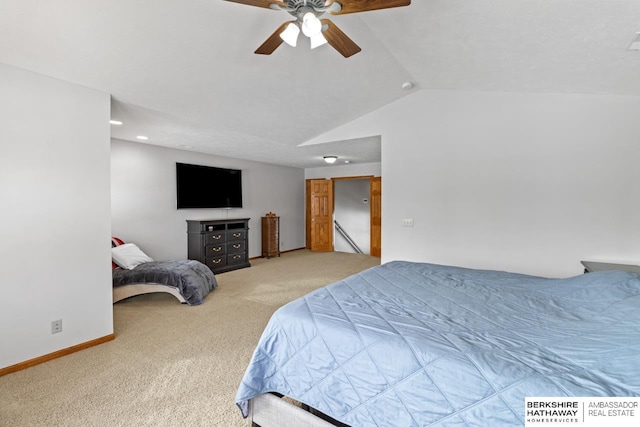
<box><xmin>308</xmin><ymin>179</ymin><xmax>334</xmax><ymax>252</ymax></box>
<box><xmin>305</xmin><ymin>180</ymin><xmax>312</xmax><ymax>249</ymax></box>
<box><xmin>370</xmin><ymin>177</ymin><xmax>382</xmax><ymax>257</ymax></box>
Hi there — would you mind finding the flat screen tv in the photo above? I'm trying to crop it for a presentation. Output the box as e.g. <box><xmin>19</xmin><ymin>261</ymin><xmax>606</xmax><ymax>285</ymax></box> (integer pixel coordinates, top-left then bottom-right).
<box><xmin>176</xmin><ymin>162</ymin><xmax>243</xmax><ymax>209</ymax></box>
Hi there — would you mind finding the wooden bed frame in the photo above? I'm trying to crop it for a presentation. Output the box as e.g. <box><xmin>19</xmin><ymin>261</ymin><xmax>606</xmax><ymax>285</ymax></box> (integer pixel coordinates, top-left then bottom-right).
<box><xmin>112</xmin><ymin>283</ymin><xmax>186</xmax><ymax>304</ymax></box>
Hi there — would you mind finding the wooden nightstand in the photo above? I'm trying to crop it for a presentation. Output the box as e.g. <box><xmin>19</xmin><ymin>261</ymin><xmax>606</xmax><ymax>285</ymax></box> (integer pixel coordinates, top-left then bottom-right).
<box><xmin>580</xmin><ymin>261</ymin><xmax>640</xmax><ymax>274</ymax></box>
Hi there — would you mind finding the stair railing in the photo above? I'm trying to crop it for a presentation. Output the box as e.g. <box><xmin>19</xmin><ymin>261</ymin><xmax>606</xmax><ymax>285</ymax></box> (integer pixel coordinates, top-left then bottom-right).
<box><xmin>334</xmin><ymin>220</ymin><xmax>363</xmax><ymax>254</ymax></box>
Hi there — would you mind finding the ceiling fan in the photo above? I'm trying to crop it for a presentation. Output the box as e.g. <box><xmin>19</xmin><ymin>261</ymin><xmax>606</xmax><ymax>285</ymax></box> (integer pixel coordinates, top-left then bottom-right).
<box><xmin>224</xmin><ymin>0</ymin><xmax>411</xmax><ymax>58</ymax></box>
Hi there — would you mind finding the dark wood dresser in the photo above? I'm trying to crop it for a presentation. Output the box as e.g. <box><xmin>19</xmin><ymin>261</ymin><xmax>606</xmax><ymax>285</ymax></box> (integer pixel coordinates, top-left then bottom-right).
<box><xmin>261</xmin><ymin>216</ymin><xmax>280</xmax><ymax>258</ymax></box>
<box><xmin>187</xmin><ymin>218</ymin><xmax>251</xmax><ymax>274</ymax></box>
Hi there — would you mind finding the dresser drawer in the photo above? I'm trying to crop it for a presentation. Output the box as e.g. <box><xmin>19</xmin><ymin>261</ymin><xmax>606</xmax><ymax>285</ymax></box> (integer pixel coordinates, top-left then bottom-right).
<box><xmin>227</xmin><ymin>230</ymin><xmax>246</xmax><ymax>241</ymax></box>
<box><xmin>227</xmin><ymin>241</ymin><xmax>245</xmax><ymax>254</ymax></box>
<box><xmin>206</xmin><ymin>256</ymin><xmax>226</xmax><ymax>270</ymax></box>
<box><xmin>206</xmin><ymin>244</ymin><xmax>225</xmax><ymax>257</ymax></box>
<box><xmin>227</xmin><ymin>252</ymin><xmax>246</xmax><ymax>265</ymax></box>
<box><xmin>206</xmin><ymin>232</ymin><xmax>226</xmax><ymax>244</ymax></box>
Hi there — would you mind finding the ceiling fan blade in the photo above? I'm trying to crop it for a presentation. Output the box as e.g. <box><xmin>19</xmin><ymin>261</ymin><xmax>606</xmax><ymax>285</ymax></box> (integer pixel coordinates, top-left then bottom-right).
<box><xmin>320</xmin><ymin>19</ymin><xmax>361</xmax><ymax>58</ymax></box>
<box><xmin>224</xmin><ymin>0</ymin><xmax>287</xmax><ymax>9</ymax></box>
<box><xmin>254</xmin><ymin>22</ymin><xmax>290</xmax><ymax>55</ymax></box>
<box><xmin>325</xmin><ymin>0</ymin><xmax>410</xmax><ymax>15</ymax></box>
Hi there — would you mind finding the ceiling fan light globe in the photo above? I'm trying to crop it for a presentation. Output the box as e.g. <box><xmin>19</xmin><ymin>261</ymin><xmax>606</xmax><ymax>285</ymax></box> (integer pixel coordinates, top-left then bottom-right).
<box><xmin>280</xmin><ymin>23</ymin><xmax>300</xmax><ymax>47</ymax></box>
<box><xmin>310</xmin><ymin>33</ymin><xmax>327</xmax><ymax>49</ymax></box>
<box><xmin>302</xmin><ymin>12</ymin><xmax>322</xmax><ymax>37</ymax></box>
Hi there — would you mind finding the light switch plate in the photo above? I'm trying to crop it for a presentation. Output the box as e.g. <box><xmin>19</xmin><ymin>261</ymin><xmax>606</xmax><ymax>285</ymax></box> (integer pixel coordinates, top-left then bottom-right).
<box><xmin>402</xmin><ymin>218</ymin><xmax>414</xmax><ymax>227</ymax></box>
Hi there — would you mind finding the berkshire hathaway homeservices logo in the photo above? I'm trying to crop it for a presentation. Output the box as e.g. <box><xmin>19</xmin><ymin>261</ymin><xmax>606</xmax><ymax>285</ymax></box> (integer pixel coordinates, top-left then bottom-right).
<box><xmin>525</xmin><ymin>397</ymin><xmax>639</xmax><ymax>426</ymax></box>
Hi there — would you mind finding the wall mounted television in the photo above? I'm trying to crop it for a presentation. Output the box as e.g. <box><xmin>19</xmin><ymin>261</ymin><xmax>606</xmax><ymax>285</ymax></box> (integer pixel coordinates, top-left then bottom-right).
<box><xmin>176</xmin><ymin>162</ymin><xmax>243</xmax><ymax>209</ymax></box>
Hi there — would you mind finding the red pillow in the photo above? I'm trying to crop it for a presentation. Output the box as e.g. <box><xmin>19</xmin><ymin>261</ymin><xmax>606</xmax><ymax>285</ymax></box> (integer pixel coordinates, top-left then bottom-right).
<box><xmin>111</xmin><ymin>237</ymin><xmax>125</xmax><ymax>269</ymax></box>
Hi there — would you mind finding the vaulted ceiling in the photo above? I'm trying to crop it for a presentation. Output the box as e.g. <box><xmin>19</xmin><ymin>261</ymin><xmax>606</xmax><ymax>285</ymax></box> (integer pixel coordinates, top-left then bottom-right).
<box><xmin>1</xmin><ymin>0</ymin><xmax>639</xmax><ymax>168</ymax></box>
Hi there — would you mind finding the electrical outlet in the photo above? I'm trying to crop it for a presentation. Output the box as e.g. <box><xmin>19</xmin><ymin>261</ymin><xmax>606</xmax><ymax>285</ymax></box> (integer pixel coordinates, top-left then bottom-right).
<box><xmin>402</xmin><ymin>218</ymin><xmax>414</xmax><ymax>227</ymax></box>
<box><xmin>51</xmin><ymin>319</ymin><xmax>62</xmax><ymax>334</ymax></box>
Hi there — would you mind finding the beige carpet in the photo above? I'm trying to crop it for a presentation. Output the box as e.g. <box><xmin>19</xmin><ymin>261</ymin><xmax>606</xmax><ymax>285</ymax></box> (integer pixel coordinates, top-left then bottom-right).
<box><xmin>0</xmin><ymin>250</ymin><xmax>379</xmax><ymax>427</ymax></box>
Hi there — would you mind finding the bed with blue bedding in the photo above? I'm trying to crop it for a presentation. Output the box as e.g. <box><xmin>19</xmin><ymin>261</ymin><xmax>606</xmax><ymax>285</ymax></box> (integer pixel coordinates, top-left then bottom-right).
<box><xmin>236</xmin><ymin>261</ymin><xmax>640</xmax><ymax>426</ymax></box>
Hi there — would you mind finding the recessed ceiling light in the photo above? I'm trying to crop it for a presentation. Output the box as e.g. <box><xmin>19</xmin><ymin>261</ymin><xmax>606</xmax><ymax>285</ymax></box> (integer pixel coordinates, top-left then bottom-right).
<box><xmin>344</xmin><ymin>160</ymin><xmax>351</xmax><ymax>164</ymax></box>
<box><xmin>136</xmin><ymin>135</ymin><xmax>149</xmax><ymax>141</ymax></box>
<box><xmin>109</xmin><ymin>120</ymin><xmax>123</xmax><ymax>125</ymax></box>
<box><xmin>629</xmin><ymin>32</ymin><xmax>640</xmax><ymax>51</ymax></box>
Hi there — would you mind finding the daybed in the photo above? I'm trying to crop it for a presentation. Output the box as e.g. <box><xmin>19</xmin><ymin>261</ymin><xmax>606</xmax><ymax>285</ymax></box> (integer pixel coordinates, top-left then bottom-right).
<box><xmin>111</xmin><ymin>239</ymin><xmax>217</xmax><ymax>305</ymax></box>
<box><xmin>236</xmin><ymin>261</ymin><xmax>640</xmax><ymax>426</ymax></box>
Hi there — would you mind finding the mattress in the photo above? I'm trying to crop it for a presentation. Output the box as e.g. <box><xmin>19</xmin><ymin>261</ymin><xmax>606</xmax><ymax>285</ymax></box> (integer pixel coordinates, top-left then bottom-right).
<box><xmin>236</xmin><ymin>261</ymin><xmax>640</xmax><ymax>426</ymax></box>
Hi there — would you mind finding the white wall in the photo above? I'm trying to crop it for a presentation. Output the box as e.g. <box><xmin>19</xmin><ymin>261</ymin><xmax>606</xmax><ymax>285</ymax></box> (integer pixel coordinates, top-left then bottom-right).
<box><xmin>305</xmin><ymin>162</ymin><xmax>381</xmax><ymax>179</ymax></box>
<box><xmin>111</xmin><ymin>139</ymin><xmax>305</xmax><ymax>260</ymax></box>
<box><xmin>0</xmin><ymin>64</ymin><xmax>112</xmax><ymax>369</ymax></box>
<box><xmin>304</xmin><ymin>90</ymin><xmax>640</xmax><ymax>277</ymax></box>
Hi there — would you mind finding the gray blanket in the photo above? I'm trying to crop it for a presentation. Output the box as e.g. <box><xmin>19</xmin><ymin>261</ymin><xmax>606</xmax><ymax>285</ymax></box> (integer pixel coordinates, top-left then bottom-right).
<box><xmin>112</xmin><ymin>260</ymin><xmax>217</xmax><ymax>305</ymax></box>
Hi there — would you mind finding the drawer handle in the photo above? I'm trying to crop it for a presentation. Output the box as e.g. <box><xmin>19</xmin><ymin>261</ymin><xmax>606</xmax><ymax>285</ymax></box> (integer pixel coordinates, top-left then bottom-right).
<box><xmin>233</xmin><ymin>254</ymin><xmax>242</xmax><ymax>260</ymax></box>
<box><xmin>212</xmin><ymin>247</ymin><xmax>222</xmax><ymax>252</ymax></box>
<box><xmin>212</xmin><ymin>235</ymin><xmax>222</xmax><ymax>240</ymax></box>
<box><xmin>232</xmin><ymin>233</ymin><xmax>241</xmax><ymax>238</ymax></box>
<box><xmin>233</xmin><ymin>244</ymin><xmax>241</xmax><ymax>249</ymax></box>
<box><xmin>212</xmin><ymin>259</ymin><xmax>222</xmax><ymax>264</ymax></box>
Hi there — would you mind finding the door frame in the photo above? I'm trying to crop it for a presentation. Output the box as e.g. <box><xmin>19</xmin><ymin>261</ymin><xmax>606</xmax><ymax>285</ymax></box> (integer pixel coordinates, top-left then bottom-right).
<box><xmin>305</xmin><ymin>175</ymin><xmax>381</xmax><ymax>257</ymax></box>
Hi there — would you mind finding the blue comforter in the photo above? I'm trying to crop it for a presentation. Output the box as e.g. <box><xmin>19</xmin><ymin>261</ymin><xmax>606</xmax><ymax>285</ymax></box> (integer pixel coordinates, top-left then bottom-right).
<box><xmin>236</xmin><ymin>261</ymin><xmax>640</xmax><ymax>426</ymax></box>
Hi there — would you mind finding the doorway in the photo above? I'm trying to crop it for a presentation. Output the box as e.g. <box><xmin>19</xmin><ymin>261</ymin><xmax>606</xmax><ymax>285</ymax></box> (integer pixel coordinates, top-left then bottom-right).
<box><xmin>305</xmin><ymin>176</ymin><xmax>381</xmax><ymax>257</ymax></box>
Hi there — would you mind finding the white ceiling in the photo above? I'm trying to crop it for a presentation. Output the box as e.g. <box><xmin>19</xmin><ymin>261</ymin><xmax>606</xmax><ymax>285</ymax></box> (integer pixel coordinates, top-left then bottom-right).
<box><xmin>1</xmin><ymin>0</ymin><xmax>639</xmax><ymax>168</ymax></box>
